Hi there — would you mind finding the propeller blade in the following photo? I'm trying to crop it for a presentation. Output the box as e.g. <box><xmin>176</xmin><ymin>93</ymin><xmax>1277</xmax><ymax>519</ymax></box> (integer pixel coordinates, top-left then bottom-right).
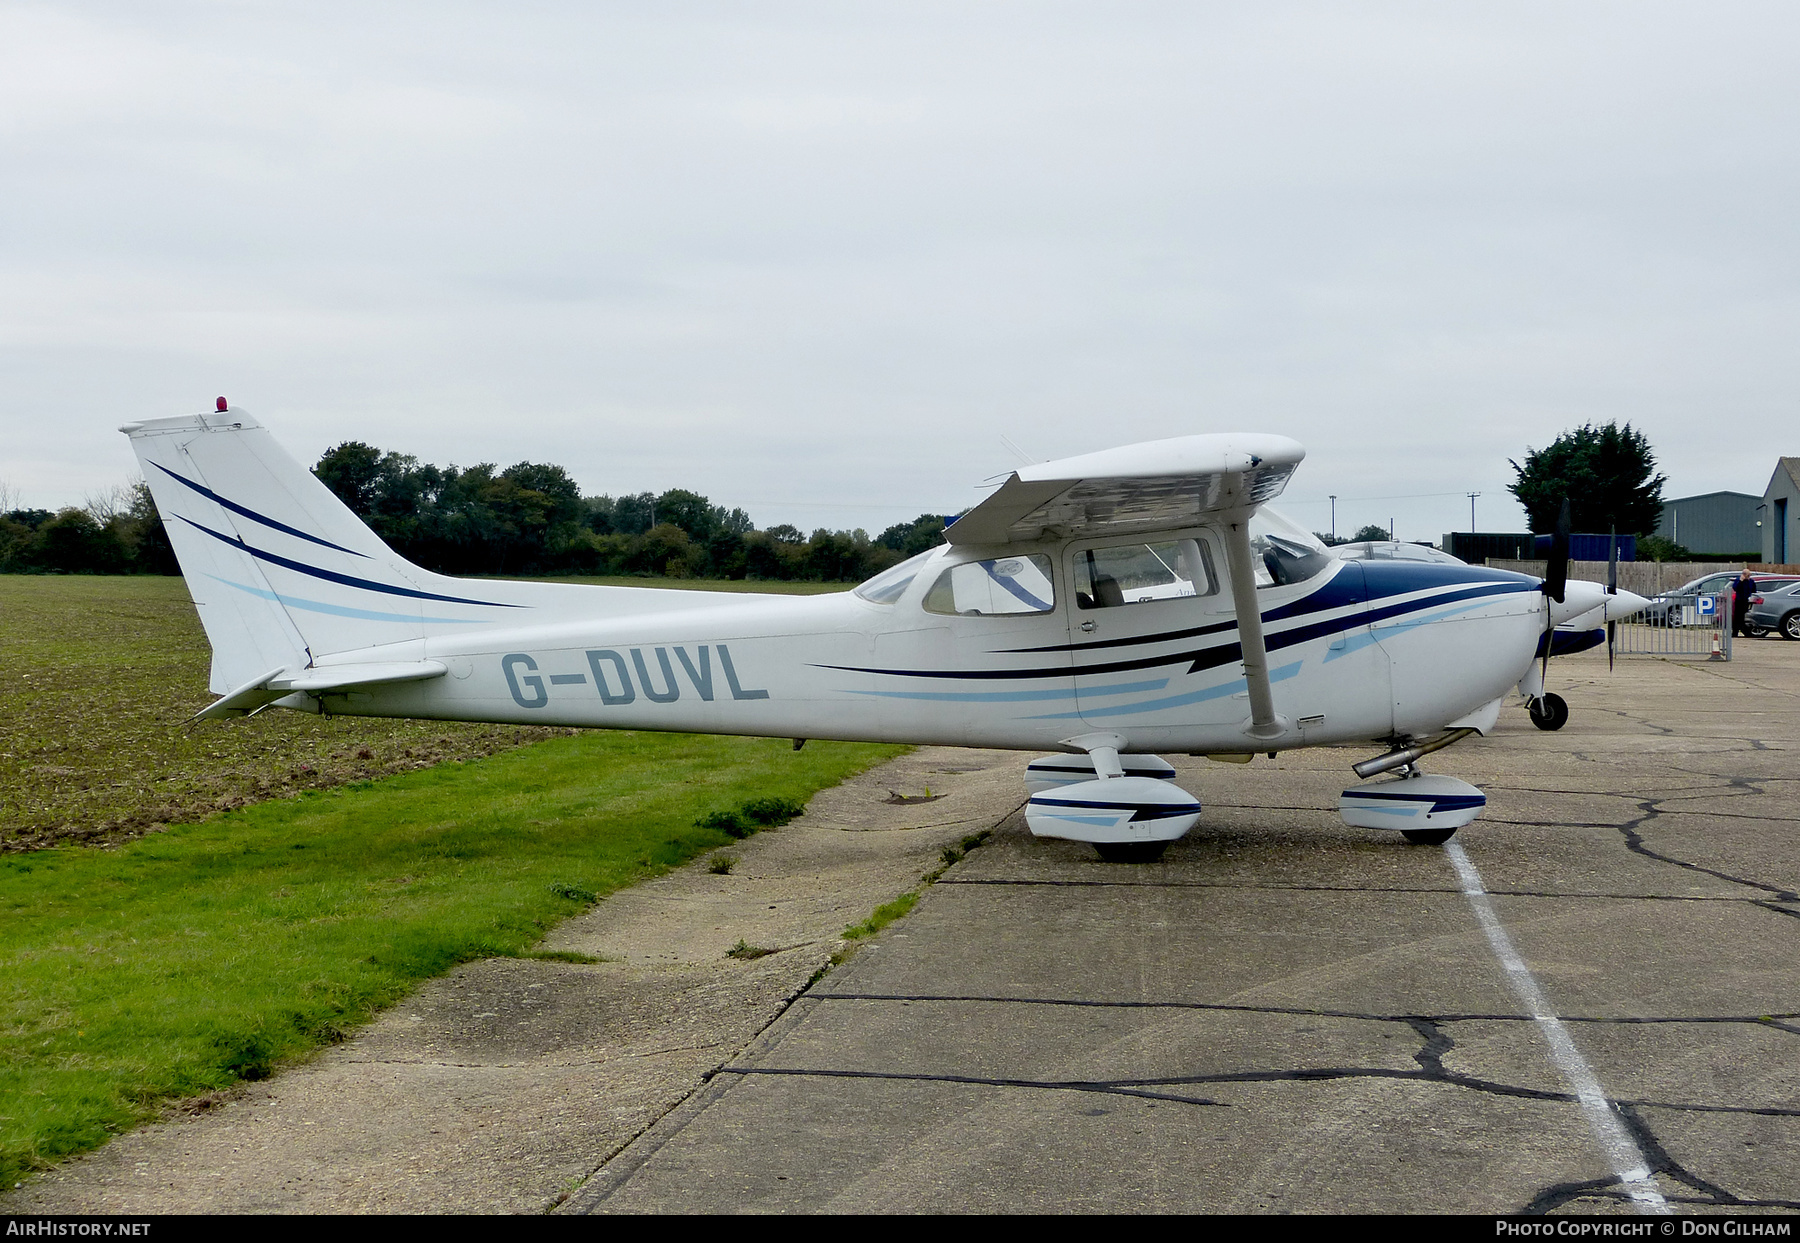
<box><xmin>1608</xmin><ymin>618</ymin><xmax>1615</xmax><ymax>671</ymax></box>
<box><xmin>1607</xmin><ymin>524</ymin><xmax>1618</xmax><ymax>596</ymax></box>
<box><xmin>1539</xmin><ymin>590</ymin><xmax>1554</xmax><ymax>701</ymax></box>
<box><xmin>1544</xmin><ymin>498</ymin><xmax>1571</xmax><ymax>604</ymax></box>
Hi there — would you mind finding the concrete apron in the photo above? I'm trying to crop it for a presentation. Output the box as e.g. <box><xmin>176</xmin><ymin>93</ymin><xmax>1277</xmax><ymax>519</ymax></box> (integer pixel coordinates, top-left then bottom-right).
<box><xmin>8</xmin><ymin>749</ymin><xmax>1025</xmax><ymax>1214</ymax></box>
<box><xmin>573</xmin><ymin>642</ymin><xmax>1800</xmax><ymax>1215</ymax></box>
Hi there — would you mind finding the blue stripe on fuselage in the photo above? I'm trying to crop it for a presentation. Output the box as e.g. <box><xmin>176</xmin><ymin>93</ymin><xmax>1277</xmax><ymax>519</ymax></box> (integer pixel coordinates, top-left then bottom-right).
<box><xmin>813</xmin><ymin>561</ymin><xmax>1537</xmax><ymax>684</ymax></box>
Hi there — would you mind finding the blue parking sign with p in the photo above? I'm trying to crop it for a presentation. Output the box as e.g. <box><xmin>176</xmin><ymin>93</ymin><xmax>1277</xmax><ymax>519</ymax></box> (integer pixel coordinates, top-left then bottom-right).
<box><xmin>1698</xmin><ymin>595</ymin><xmax>1717</xmax><ymax>616</ymax></box>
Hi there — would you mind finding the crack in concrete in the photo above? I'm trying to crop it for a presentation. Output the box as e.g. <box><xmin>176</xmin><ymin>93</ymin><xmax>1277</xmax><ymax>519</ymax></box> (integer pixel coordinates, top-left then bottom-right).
<box><xmin>808</xmin><ymin>991</ymin><xmax>1800</xmax><ymax>1032</ymax></box>
<box><xmin>940</xmin><ymin>877</ymin><xmax>1777</xmax><ymax>902</ymax></box>
<box><xmin>711</xmin><ymin>1064</ymin><xmax>1228</xmax><ymax>1108</ymax></box>
<box><xmin>757</xmin><ymin>992</ymin><xmax>1800</xmax><ymax>1140</ymax></box>
<box><xmin>1615</xmin><ymin>792</ymin><xmax>1800</xmax><ymax>902</ymax></box>
<box><xmin>1522</xmin><ymin>1102</ymin><xmax>1800</xmax><ymax>1214</ymax></box>
<box><xmin>713</xmin><ymin>1059</ymin><xmax>1800</xmax><ymax>1122</ymax></box>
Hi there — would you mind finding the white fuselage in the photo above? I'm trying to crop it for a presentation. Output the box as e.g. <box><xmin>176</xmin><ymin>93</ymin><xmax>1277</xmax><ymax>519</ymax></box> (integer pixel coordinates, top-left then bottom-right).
<box><xmin>310</xmin><ymin>528</ymin><xmax>1550</xmax><ymax>755</ymax></box>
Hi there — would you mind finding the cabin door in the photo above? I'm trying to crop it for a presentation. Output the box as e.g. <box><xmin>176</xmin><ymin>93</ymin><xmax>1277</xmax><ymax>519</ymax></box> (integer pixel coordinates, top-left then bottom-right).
<box><xmin>1066</xmin><ymin>533</ymin><xmax>1242</xmax><ymax>731</ymax></box>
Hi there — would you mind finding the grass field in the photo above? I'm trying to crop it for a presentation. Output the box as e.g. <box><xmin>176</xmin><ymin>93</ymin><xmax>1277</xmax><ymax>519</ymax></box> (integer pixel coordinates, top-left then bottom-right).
<box><xmin>0</xmin><ymin>574</ymin><xmax>849</xmax><ymax>851</ymax></box>
<box><xmin>0</xmin><ymin>573</ymin><xmax>899</xmax><ymax>1186</ymax></box>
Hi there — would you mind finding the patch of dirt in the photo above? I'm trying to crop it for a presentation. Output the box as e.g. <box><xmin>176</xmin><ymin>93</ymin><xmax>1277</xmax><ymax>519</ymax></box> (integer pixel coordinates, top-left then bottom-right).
<box><xmin>0</xmin><ymin>576</ymin><xmax>574</xmax><ymax>852</ymax></box>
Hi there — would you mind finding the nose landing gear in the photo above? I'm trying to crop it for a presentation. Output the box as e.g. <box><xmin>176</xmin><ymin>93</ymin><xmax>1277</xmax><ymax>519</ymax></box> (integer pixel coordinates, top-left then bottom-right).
<box><xmin>1527</xmin><ymin>692</ymin><xmax>1569</xmax><ymax>732</ymax></box>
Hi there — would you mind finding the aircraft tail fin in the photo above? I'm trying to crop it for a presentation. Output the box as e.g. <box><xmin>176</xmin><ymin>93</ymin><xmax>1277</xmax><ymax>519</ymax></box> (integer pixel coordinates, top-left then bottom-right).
<box><xmin>123</xmin><ymin>406</ymin><xmax>530</xmax><ymax>693</ymax></box>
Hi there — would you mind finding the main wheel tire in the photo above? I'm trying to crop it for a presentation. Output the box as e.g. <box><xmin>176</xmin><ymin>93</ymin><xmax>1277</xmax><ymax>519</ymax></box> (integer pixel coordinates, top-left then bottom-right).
<box><xmin>1783</xmin><ymin>612</ymin><xmax>1800</xmax><ymax>641</ymax></box>
<box><xmin>1094</xmin><ymin>841</ymin><xmax>1169</xmax><ymax>863</ymax></box>
<box><xmin>1528</xmin><ymin>692</ymin><xmax>1569</xmax><ymax>731</ymax></box>
<box><xmin>1401</xmin><ymin>827</ymin><xmax>1457</xmax><ymax>845</ymax></box>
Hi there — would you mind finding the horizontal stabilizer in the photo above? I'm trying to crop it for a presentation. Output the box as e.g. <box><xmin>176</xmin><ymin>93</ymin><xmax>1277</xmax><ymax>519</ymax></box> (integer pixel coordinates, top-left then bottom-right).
<box><xmin>269</xmin><ymin>661</ymin><xmax>447</xmax><ymax>694</ymax></box>
<box><xmin>190</xmin><ymin>661</ymin><xmax>447</xmax><ymax>722</ymax></box>
<box><xmin>191</xmin><ymin>666</ymin><xmax>291</xmax><ymax>722</ymax></box>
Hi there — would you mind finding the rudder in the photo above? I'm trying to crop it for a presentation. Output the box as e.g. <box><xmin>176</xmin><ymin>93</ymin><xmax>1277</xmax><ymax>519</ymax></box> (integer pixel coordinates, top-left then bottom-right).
<box><xmin>123</xmin><ymin>405</ymin><xmax>524</xmax><ymax>692</ymax></box>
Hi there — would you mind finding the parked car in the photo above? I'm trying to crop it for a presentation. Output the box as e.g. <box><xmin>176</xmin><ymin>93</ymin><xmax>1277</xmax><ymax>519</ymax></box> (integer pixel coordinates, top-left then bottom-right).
<box><xmin>1747</xmin><ymin>580</ymin><xmax>1800</xmax><ymax>640</ymax></box>
<box><xmin>1640</xmin><ymin>573</ymin><xmax>1800</xmax><ymax>628</ymax></box>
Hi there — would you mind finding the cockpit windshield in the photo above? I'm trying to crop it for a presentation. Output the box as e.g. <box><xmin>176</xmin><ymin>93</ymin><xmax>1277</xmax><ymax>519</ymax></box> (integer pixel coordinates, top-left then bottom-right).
<box><xmin>1248</xmin><ymin>509</ymin><xmax>1333</xmax><ymax>589</ymax></box>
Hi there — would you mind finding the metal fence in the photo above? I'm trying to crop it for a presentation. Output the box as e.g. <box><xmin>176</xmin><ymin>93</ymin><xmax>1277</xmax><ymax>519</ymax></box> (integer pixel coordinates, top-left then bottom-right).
<box><xmin>1612</xmin><ymin>592</ymin><xmax>1732</xmax><ymax>660</ymax></box>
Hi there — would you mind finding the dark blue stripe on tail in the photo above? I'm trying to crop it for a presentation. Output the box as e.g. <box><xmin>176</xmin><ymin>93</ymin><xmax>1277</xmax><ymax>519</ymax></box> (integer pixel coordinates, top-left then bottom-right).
<box><xmin>153</xmin><ymin>461</ymin><xmax>369</xmax><ymax>557</ymax></box>
<box><xmin>176</xmin><ymin>515</ymin><xmax>523</xmax><ymax>609</ymax></box>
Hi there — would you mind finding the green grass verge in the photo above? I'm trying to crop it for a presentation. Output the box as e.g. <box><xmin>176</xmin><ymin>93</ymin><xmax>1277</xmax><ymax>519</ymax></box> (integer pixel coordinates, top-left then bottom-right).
<box><xmin>0</xmin><ymin>729</ymin><xmax>903</xmax><ymax>1186</ymax></box>
<box><xmin>832</xmin><ymin>831</ymin><xmax>994</xmax><ymax>964</ymax></box>
<box><xmin>842</xmin><ymin>891</ymin><xmax>921</xmax><ymax>940</ymax></box>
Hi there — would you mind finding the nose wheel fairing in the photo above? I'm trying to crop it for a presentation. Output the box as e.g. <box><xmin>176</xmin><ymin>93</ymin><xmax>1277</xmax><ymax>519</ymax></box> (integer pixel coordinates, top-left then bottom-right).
<box><xmin>1339</xmin><ymin>769</ymin><xmax>1485</xmax><ymax>844</ymax></box>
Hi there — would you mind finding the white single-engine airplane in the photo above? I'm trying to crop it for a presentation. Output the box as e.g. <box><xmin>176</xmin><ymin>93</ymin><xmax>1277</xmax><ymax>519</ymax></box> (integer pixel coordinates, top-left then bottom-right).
<box><xmin>123</xmin><ymin>404</ymin><xmax>1648</xmax><ymax>861</ymax></box>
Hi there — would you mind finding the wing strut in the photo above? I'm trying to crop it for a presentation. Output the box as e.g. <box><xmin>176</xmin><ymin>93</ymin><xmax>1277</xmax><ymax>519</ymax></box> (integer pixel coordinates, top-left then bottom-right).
<box><xmin>1219</xmin><ymin>476</ymin><xmax>1288</xmax><ymax>741</ymax></box>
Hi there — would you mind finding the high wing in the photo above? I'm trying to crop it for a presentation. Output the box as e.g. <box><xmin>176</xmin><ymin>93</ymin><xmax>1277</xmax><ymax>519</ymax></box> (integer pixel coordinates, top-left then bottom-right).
<box><xmin>944</xmin><ymin>433</ymin><xmax>1305</xmax><ymax>546</ymax></box>
<box><xmin>949</xmin><ymin>433</ymin><xmax>1306</xmax><ymax>739</ymax></box>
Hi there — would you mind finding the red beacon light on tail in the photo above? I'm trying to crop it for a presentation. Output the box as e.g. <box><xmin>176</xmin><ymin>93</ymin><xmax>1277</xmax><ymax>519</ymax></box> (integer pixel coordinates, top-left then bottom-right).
<box><xmin>215</xmin><ymin>397</ymin><xmax>229</xmax><ymax>412</ymax></box>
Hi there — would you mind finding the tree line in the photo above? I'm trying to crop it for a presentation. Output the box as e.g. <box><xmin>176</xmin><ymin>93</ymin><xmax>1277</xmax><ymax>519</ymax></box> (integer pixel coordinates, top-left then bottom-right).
<box><xmin>0</xmin><ymin>443</ymin><xmax>948</xmax><ymax>581</ymax></box>
<box><xmin>0</xmin><ymin>483</ymin><xmax>179</xmax><ymax>576</ymax></box>
<box><xmin>308</xmin><ymin>441</ymin><xmax>947</xmax><ymax>581</ymax></box>
<box><xmin>1</xmin><ymin>419</ymin><xmax>1688</xmax><ymax>576</ymax></box>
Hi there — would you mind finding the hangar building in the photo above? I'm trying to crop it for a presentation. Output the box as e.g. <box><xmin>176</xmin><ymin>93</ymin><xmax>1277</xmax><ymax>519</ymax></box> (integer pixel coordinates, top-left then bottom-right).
<box><xmin>1765</xmin><ymin>458</ymin><xmax>1800</xmax><ymax>565</ymax></box>
<box><xmin>1655</xmin><ymin>492</ymin><xmax>1762</xmax><ymax>557</ymax></box>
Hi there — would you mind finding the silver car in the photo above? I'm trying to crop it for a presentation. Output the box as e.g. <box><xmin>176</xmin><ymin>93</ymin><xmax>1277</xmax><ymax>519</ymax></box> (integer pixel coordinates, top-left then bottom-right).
<box><xmin>1747</xmin><ymin>581</ymin><xmax>1800</xmax><ymax>640</ymax></box>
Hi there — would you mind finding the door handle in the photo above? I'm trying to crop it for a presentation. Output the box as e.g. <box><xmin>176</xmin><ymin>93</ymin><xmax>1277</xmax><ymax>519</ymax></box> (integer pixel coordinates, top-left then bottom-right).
<box><xmin>1080</xmin><ymin>621</ymin><xmax>1097</xmax><ymax>633</ymax></box>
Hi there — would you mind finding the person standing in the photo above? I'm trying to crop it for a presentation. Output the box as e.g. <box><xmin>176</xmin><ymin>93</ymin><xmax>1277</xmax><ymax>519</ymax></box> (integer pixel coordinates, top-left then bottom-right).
<box><xmin>1732</xmin><ymin>568</ymin><xmax>1758</xmax><ymax>638</ymax></box>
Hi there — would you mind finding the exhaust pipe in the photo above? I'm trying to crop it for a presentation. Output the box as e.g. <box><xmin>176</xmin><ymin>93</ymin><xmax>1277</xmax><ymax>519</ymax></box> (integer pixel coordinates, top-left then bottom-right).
<box><xmin>1353</xmin><ymin>728</ymin><xmax>1478</xmax><ymax>780</ymax></box>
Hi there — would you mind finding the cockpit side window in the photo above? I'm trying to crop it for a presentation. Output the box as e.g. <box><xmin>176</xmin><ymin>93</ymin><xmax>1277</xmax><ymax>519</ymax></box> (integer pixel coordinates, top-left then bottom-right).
<box><xmin>1073</xmin><ymin>539</ymin><xmax>1215</xmax><ymax>610</ymax></box>
<box><xmin>921</xmin><ymin>554</ymin><xmax>1056</xmax><ymax>616</ymax></box>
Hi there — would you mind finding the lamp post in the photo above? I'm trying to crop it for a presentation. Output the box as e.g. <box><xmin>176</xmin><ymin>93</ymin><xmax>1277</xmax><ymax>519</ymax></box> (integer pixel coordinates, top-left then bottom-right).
<box><xmin>1329</xmin><ymin>495</ymin><xmax>1337</xmax><ymax>541</ymax></box>
<box><xmin>1467</xmin><ymin>491</ymin><xmax>1480</xmax><ymax>532</ymax></box>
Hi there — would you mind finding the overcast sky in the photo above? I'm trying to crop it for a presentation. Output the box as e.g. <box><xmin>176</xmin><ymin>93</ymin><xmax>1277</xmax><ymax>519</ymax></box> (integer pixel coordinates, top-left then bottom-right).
<box><xmin>3</xmin><ymin>2</ymin><xmax>1796</xmax><ymax>542</ymax></box>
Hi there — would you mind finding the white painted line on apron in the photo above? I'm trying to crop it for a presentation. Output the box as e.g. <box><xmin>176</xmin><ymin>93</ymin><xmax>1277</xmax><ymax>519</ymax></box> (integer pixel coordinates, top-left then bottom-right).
<box><xmin>1445</xmin><ymin>842</ymin><xmax>1669</xmax><ymax>1213</ymax></box>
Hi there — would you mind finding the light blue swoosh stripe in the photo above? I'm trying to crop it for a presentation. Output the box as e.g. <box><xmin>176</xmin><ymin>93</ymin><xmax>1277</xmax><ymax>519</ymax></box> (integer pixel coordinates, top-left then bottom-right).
<box><xmin>207</xmin><ymin>575</ymin><xmax>491</xmax><ymax>625</ymax></box>
<box><xmin>1025</xmin><ymin>661</ymin><xmax>1303</xmax><ymax>721</ymax></box>
<box><xmin>1324</xmin><ymin>598</ymin><xmax>1510</xmax><ymax>663</ymax></box>
<box><xmin>848</xmin><ymin>677</ymin><xmax>1169</xmax><ymax>704</ymax></box>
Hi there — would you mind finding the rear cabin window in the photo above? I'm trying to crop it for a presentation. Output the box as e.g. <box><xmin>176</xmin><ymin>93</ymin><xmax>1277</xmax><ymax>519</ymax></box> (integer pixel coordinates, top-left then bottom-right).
<box><xmin>922</xmin><ymin>555</ymin><xmax>1056</xmax><ymax>616</ymax></box>
<box><xmin>1074</xmin><ymin>539</ymin><xmax>1215</xmax><ymax>610</ymax></box>
<box><xmin>853</xmin><ymin>549</ymin><xmax>936</xmax><ymax>604</ymax></box>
